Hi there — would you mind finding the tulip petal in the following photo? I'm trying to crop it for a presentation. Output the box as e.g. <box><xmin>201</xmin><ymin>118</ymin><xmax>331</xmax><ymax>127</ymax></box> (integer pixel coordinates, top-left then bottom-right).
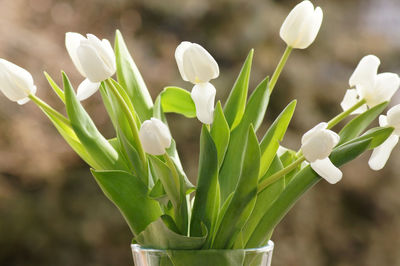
<box><xmin>191</xmin><ymin>82</ymin><xmax>216</xmax><ymax>124</ymax></box>
<box><xmin>76</xmin><ymin>79</ymin><xmax>100</xmax><ymax>101</ymax></box>
<box><xmin>0</xmin><ymin>59</ymin><xmax>35</xmax><ymax>102</ymax></box>
<box><xmin>301</xmin><ymin>122</ymin><xmax>328</xmax><ymax>145</ymax></box>
<box><xmin>175</xmin><ymin>41</ymin><xmax>192</xmax><ymax>82</ymax></box>
<box><xmin>366</xmin><ymin>72</ymin><xmax>400</xmax><ymax>107</ymax></box>
<box><xmin>150</xmin><ymin>117</ymin><xmax>172</xmax><ymax>149</ymax></box>
<box><xmin>85</xmin><ymin>34</ymin><xmax>116</xmax><ymax>74</ymax></box>
<box><xmin>280</xmin><ymin>1</ymin><xmax>315</xmax><ymax>48</ymax></box>
<box><xmin>65</xmin><ymin>32</ymin><xmax>87</xmax><ymax>77</ymax></box>
<box><xmin>379</xmin><ymin>115</ymin><xmax>388</xmax><ymax>127</ymax></box>
<box><xmin>368</xmin><ymin>135</ymin><xmax>399</xmax><ymax>171</ymax></box>
<box><xmin>139</xmin><ymin>119</ymin><xmax>171</xmax><ymax>156</ymax></box>
<box><xmin>349</xmin><ymin>55</ymin><xmax>380</xmax><ymax>89</ymax></box>
<box><xmin>311</xmin><ymin>158</ymin><xmax>343</xmax><ymax>184</ymax></box>
<box><xmin>295</xmin><ymin>6</ymin><xmax>323</xmax><ymax>49</ymax></box>
<box><xmin>387</xmin><ymin>105</ymin><xmax>400</xmax><ymax>135</ymax></box>
<box><xmin>340</xmin><ymin>89</ymin><xmax>367</xmax><ymax>114</ymax></box>
<box><xmin>301</xmin><ymin>122</ymin><xmax>340</xmax><ymax>162</ymax></box>
<box><xmin>182</xmin><ymin>44</ymin><xmax>219</xmax><ymax>84</ymax></box>
<box><xmin>77</xmin><ymin>43</ymin><xmax>114</xmax><ymax>82</ymax></box>
<box><xmin>17</xmin><ymin>85</ymin><xmax>36</xmax><ymax>105</ymax></box>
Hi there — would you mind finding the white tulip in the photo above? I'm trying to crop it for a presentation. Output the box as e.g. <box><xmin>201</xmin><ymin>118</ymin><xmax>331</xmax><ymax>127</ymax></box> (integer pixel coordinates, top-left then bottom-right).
<box><xmin>301</xmin><ymin>122</ymin><xmax>342</xmax><ymax>184</ymax></box>
<box><xmin>175</xmin><ymin>41</ymin><xmax>219</xmax><ymax>84</ymax></box>
<box><xmin>65</xmin><ymin>32</ymin><xmax>116</xmax><ymax>100</ymax></box>
<box><xmin>0</xmin><ymin>59</ymin><xmax>36</xmax><ymax>105</ymax></box>
<box><xmin>279</xmin><ymin>1</ymin><xmax>323</xmax><ymax>49</ymax></box>
<box><xmin>191</xmin><ymin>82</ymin><xmax>216</xmax><ymax>124</ymax></box>
<box><xmin>341</xmin><ymin>55</ymin><xmax>400</xmax><ymax>114</ymax></box>
<box><xmin>139</xmin><ymin>118</ymin><xmax>172</xmax><ymax>156</ymax></box>
<box><xmin>368</xmin><ymin>104</ymin><xmax>400</xmax><ymax>170</ymax></box>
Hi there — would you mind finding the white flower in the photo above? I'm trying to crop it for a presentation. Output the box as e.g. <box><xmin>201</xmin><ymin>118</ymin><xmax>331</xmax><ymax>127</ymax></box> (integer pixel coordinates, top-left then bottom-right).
<box><xmin>301</xmin><ymin>122</ymin><xmax>342</xmax><ymax>184</ymax></box>
<box><xmin>191</xmin><ymin>83</ymin><xmax>216</xmax><ymax>124</ymax></box>
<box><xmin>341</xmin><ymin>55</ymin><xmax>400</xmax><ymax>114</ymax></box>
<box><xmin>368</xmin><ymin>104</ymin><xmax>400</xmax><ymax>170</ymax></box>
<box><xmin>139</xmin><ymin>118</ymin><xmax>172</xmax><ymax>156</ymax></box>
<box><xmin>65</xmin><ymin>32</ymin><xmax>115</xmax><ymax>100</ymax></box>
<box><xmin>175</xmin><ymin>41</ymin><xmax>219</xmax><ymax>84</ymax></box>
<box><xmin>0</xmin><ymin>59</ymin><xmax>36</xmax><ymax>105</ymax></box>
<box><xmin>279</xmin><ymin>1</ymin><xmax>323</xmax><ymax>49</ymax></box>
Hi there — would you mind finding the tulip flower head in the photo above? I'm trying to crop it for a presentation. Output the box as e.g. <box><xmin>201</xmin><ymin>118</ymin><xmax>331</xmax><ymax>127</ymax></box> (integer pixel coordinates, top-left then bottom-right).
<box><xmin>175</xmin><ymin>41</ymin><xmax>219</xmax><ymax>85</ymax></box>
<box><xmin>0</xmin><ymin>59</ymin><xmax>36</xmax><ymax>105</ymax></box>
<box><xmin>301</xmin><ymin>122</ymin><xmax>342</xmax><ymax>184</ymax></box>
<box><xmin>139</xmin><ymin>118</ymin><xmax>172</xmax><ymax>156</ymax></box>
<box><xmin>341</xmin><ymin>55</ymin><xmax>400</xmax><ymax>114</ymax></box>
<box><xmin>369</xmin><ymin>104</ymin><xmax>400</xmax><ymax>170</ymax></box>
<box><xmin>175</xmin><ymin>41</ymin><xmax>219</xmax><ymax>124</ymax></box>
<box><xmin>65</xmin><ymin>32</ymin><xmax>116</xmax><ymax>100</ymax></box>
<box><xmin>280</xmin><ymin>1</ymin><xmax>323</xmax><ymax>49</ymax></box>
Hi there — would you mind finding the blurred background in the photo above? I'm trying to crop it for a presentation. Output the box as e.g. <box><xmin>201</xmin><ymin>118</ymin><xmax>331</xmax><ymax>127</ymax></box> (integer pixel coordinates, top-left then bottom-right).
<box><xmin>1</xmin><ymin>0</ymin><xmax>400</xmax><ymax>265</ymax></box>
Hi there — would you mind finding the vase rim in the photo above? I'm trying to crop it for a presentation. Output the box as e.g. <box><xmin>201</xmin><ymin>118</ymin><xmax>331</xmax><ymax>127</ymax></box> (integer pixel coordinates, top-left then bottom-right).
<box><xmin>131</xmin><ymin>240</ymin><xmax>274</xmax><ymax>253</ymax></box>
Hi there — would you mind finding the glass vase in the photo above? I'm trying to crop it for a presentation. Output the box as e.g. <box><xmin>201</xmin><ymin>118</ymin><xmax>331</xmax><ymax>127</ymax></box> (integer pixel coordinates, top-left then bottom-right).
<box><xmin>131</xmin><ymin>241</ymin><xmax>274</xmax><ymax>266</ymax></box>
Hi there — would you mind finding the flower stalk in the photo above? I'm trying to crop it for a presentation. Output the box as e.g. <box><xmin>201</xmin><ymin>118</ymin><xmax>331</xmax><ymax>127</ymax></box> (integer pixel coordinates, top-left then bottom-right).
<box><xmin>269</xmin><ymin>46</ymin><xmax>292</xmax><ymax>93</ymax></box>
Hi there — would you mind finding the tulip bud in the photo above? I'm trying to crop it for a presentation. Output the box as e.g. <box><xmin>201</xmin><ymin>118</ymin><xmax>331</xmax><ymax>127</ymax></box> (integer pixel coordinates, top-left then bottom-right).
<box><xmin>139</xmin><ymin>118</ymin><xmax>172</xmax><ymax>155</ymax></box>
<box><xmin>191</xmin><ymin>82</ymin><xmax>216</xmax><ymax>124</ymax></box>
<box><xmin>301</xmin><ymin>122</ymin><xmax>342</xmax><ymax>184</ymax></box>
<box><xmin>0</xmin><ymin>59</ymin><xmax>36</xmax><ymax>105</ymax></box>
<box><xmin>280</xmin><ymin>1</ymin><xmax>323</xmax><ymax>49</ymax></box>
<box><xmin>65</xmin><ymin>32</ymin><xmax>116</xmax><ymax>83</ymax></box>
<box><xmin>175</xmin><ymin>41</ymin><xmax>219</xmax><ymax>84</ymax></box>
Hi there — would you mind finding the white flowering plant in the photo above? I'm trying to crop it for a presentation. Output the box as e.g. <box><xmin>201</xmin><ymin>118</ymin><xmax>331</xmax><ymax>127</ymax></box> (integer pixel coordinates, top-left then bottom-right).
<box><xmin>1</xmin><ymin>1</ymin><xmax>399</xmax><ymax>263</ymax></box>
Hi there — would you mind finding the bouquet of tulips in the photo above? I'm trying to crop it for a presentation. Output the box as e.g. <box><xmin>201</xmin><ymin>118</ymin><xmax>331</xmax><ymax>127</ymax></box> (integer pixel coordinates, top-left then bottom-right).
<box><xmin>1</xmin><ymin>1</ymin><xmax>399</xmax><ymax>263</ymax></box>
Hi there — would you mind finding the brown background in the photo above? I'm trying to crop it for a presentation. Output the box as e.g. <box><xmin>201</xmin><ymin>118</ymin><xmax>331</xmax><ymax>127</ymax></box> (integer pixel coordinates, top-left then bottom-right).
<box><xmin>1</xmin><ymin>0</ymin><xmax>400</xmax><ymax>265</ymax></box>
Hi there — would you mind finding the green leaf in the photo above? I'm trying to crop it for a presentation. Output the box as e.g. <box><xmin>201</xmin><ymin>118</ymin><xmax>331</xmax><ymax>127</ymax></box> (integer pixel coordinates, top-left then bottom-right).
<box><xmin>115</xmin><ymin>30</ymin><xmax>153</xmax><ymax>121</ymax></box>
<box><xmin>338</xmin><ymin>101</ymin><xmax>388</xmax><ymax>145</ymax></box>
<box><xmin>339</xmin><ymin>127</ymin><xmax>394</xmax><ymax>150</ymax></box>
<box><xmin>40</xmin><ymin>106</ymin><xmax>100</xmax><ymax>169</ymax></box>
<box><xmin>44</xmin><ymin>71</ymin><xmax>65</xmax><ymax>103</ymax></box>
<box><xmin>210</xmin><ymin>101</ymin><xmax>230</xmax><ymax>168</ymax></box>
<box><xmin>191</xmin><ymin>126</ymin><xmax>219</xmax><ymax>239</ymax></box>
<box><xmin>161</xmin><ymin>86</ymin><xmax>196</xmax><ymax>118</ymax></box>
<box><xmin>240</xmin><ymin>77</ymin><xmax>270</xmax><ymax>131</ymax></box>
<box><xmin>136</xmin><ymin>216</ymin><xmax>206</xmax><ymax>249</ymax></box>
<box><xmin>259</xmin><ymin>100</ymin><xmax>296</xmax><ymax>178</ymax></box>
<box><xmin>213</xmin><ymin>125</ymin><xmax>260</xmax><ymax>248</ymax></box>
<box><xmin>149</xmin><ymin>179</ymin><xmax>167</xmax><ymax>201</ymax></box>
<box><xmin>239</xmin><ymin>155</ymin><xmax>284</xmax><ymax>248</ymax></box>
<box><xmin>149</xmin><ymin>155</ymin><xmax>189</xmax><ymax>234</ymax></box>
<box><xmin>91</xmin><ymin>169</ymin><xmax>162</xmax><ymax>236</ymax></box>
<box><xmin>63</xmin><ymin>72</ymin><xmax>121</xmax><ymax>170</ymax></box>
<box><xmin>223</xmin><ymin>49</ymin><xmax>254</xmax><ymax>129</ymax></box>
<box><xmin>246</xmin><ymin>138</ymin><xmax>373</xmax><ymax>248</ymax></box>
<box><xmin>218</xmin><ymin>78</ymin><xmax>271</xmax><ymax>201</ymax></box>
<box><xmin>148</xmin><ymin>156</ymin><xmax>180</xmax><ymax>208</ymax></box>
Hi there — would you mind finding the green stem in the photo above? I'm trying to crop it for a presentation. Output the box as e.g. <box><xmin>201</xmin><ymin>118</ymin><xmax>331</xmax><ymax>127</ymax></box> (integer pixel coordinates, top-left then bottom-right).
<box><xmin>269</xmin><ymin>46</ymin><xmax>293</xmax><ymax>93</ymax></box>
<box><xmin>258</xmin><ymin>155</ymin><xmax>305</xmax><ymax>194</ymax></box>
<box><xmin>105</xmin><ymin>79</ymin><xmax>146</xmax><ymax>164</ymax></box>
<box><xmin>28</xmin><ymin>94</ymin><xmax>70</xmax><ymax>125</ymax></box>
<box><xmin>327</xmin><ymin>99</ymin><xmax>366</xmax><ymax>129</ymax></box>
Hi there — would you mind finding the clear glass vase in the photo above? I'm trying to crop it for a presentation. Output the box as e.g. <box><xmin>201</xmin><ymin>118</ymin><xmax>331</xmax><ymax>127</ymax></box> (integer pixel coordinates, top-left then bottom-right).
<box><xmin>131</xmin><ymin>241</ymin><xmax>274</xmax><ymax>266</ymax></box>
